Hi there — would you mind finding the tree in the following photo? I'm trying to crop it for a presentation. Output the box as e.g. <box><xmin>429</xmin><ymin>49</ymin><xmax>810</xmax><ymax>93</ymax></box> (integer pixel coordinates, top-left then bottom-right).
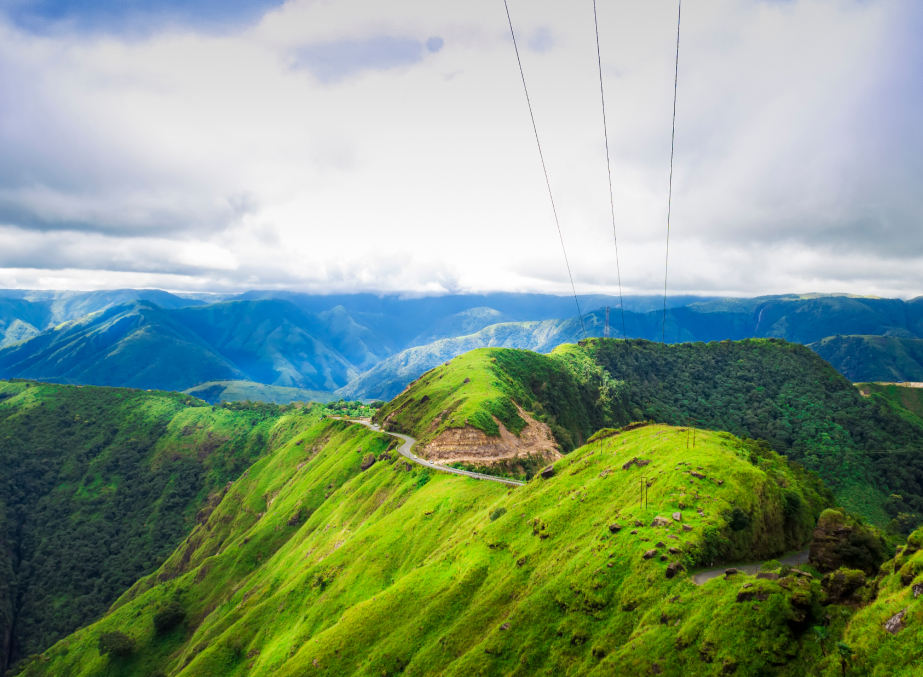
<box><xmin>836</xmin><ymin>641</ymin><xmax>853</xmax><ymax>676</ymax></box>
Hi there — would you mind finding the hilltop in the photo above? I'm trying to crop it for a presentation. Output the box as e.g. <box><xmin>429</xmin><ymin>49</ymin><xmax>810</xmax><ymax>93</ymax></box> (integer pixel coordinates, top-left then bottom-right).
<box><xmin>375</xmin><ymin>340</ymin><xmax>923</xmax><ymax>525</ymax></box>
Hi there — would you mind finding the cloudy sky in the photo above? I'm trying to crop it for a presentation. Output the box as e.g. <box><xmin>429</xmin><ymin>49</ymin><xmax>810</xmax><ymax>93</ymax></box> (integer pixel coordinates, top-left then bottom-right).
<box><xmin>0</xmin><ymin>0</ymin><xmax>920</xmax><ymax>297</ymax></box>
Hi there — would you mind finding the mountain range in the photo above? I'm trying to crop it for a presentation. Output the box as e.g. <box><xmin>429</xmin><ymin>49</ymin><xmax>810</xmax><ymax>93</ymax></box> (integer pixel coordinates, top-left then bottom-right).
<box><xmin>1</xmin><ymin>290</ymin><xmax>923</xmax><ymax>399</ymax></box>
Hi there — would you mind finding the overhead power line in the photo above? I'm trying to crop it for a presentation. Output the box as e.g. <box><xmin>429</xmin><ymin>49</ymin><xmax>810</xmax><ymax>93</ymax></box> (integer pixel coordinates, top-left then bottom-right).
<box><xmin>592</xmin><ymin>0</ymin><xmax>627</xmax><ymax>340</ymax></box>
<box><xmin>502</xmin><ymin>0</ymin><xmax>587</xmax><ymax>341</ymax></box>
<box><xmin>662</xmin><ymin>0</ymin><xmax>682</xmax><ymax>344</ymax></box>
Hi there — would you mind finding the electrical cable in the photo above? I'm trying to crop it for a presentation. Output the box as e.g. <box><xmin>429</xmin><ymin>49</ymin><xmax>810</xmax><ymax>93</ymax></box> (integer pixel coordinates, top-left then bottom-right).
<box><xmin>502</xmin><ymin>0</ymin><xmax>587</xmax><ymax>341</ymax></box>
<box><xmin>592</xmin><ymin>0</ymin><xmax>627</xmax><ymax>340</ymax></box>
<box><xmin>662</xmin><ymin>0</ymin><xmax>682</xmax><ymax>344</ymax></box>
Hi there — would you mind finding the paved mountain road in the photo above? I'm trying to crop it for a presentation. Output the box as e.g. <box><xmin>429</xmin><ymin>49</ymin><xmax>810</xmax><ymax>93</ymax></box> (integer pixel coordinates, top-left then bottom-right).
<box><xmin>341</xmin><ymin>418</ymin><xmax>525</xmax><ymax>487</ymax></box>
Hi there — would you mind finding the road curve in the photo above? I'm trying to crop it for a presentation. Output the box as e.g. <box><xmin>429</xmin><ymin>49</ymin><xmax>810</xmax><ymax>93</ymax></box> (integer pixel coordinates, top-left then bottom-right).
<box><xmin>691</xmin><ymin>548</ymin><xmax>811</xmax><ymax>585</ymax></box>
<box><xmin>342</xmin><ymin>418</ymin><xmax>525</xmax><ymax>487</ymax></box>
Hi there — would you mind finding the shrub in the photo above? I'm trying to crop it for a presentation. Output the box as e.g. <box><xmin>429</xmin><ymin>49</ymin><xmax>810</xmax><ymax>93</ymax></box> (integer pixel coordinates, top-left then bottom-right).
<box><xmin>153</xmin><ymin>600</ymin><xmax>186</xmax><ymax>634</ymax></box>
<box><xmin>98</xmin><ymin>631</ymin><xmax>135</xmax><ymax>658</ymax></box>
<box><xmin>490</xmin><ymin>507</ymin><xmax>507</xmax><ymax>522</ymax></box>
<box><xmin>727</xmin><ymin>507</ymin><xmax>750</xmax><ymax>531</ymax></box>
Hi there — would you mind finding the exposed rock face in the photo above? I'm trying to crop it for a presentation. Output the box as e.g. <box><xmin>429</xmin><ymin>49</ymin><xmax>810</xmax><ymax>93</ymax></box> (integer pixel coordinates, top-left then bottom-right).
<box><xmin>541</xmin><ymin>465</ymin><xmax>555</xmax><ymax>479</ymax></box>
<box><xmin>809</xmin><ymin>508</ymin><xmax>887</xmax><ymax>574</ymax></box>
<box><xmin>422</xmin><ymin>405</ymin><xmax>560</xmax><ymax>466</ymax></box>
<box><xmin>885</xmin><ymin>609</ymin><xmax>907</xmax><ymax>635</ymax></box>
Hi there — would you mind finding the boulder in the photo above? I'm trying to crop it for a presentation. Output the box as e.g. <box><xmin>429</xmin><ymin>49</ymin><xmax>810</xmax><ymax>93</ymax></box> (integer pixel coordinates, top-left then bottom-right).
<box><xmin>736</xmin><ymin>590</ymin><xmax>768</xmax><ymax>603</ymax></box>
<box><xmin>642</xmin><ymin>549</ymin><xmax>658</xmax><ymax>560</ymax></box>
<box><xmin>724</xmin><ymin>568</ymin><xmax>739</xmax><ymax>577</ymax></box>
<box><xmin>885</xmin><ymin>609</ymin><xmax>907</xmax><ymax>635</ymax></box>
<box><xmin>659</xmin><ymin>555</ymin><xmax>668</xmax><ymax>562</ymax></box>
<box><xmin>914</xmin><ymin>584</ymin><xmax>923</xmax><ymax>598</ymax></box>
<box><xmin>666</xmin><ymin>562</ymin><xmax>684</xmax><ymax>579</ymax></box>
<box><xmin>630</xmin><ymin>530</ymin><xmax>638</xmax><ymax>535</ymax></box>
<box><xmin>540</xmin><ymin>465</ymin><xmax>555</xmax><ymax>479</ymax></box>
<box><xmin>608</xmin><ymin>523</ymin><xmax>623</xmax><ymax>533</ymax></box>
<box><xmin>651</xmin><ymin>516</ymin><xmax>671</xmax><ymax>527</ymax></box>
<box><xmin>668</xmin><ymin>547</ymin><xmax>681</xmax><ymax>555</ymax></box>
<box><xmin>690</xmin><ymin>471</ymin><xmax>706</xmax><ymax>480</ymax></box>
<box><xmin>672</xmin><ymin>512</ymin><xmax>682</xmax><ymax>522</ymax></box>
<box><xmin>635</xmin><ymin>520</ymin><xmax>645</xmax><ymax>527</ymax></box>
<box><xmin>622</xmin><ymin>457</ymin><xmax>652</xmax><ymax>470</ymax></box>
<box><xmin>360</xmin><ymin>453</ymin><xmax>376</xmax><ymax>471</ymax></box>
<box><xmin>655</xmin><ymin>541</ymin><xmax>666</xmax><ymax>548</ymax></box>
<box><xmin>682</xmin><ymin>525</ymin><xmax>693</xmax><ymax>532</ymax></box>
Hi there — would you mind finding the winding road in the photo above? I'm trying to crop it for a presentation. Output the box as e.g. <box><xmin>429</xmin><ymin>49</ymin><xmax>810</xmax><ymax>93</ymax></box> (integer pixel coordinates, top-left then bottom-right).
<box><xmin>343</xmin><ymin>419</ymin><xmax>525</xmax><ymax>487</ymax></box>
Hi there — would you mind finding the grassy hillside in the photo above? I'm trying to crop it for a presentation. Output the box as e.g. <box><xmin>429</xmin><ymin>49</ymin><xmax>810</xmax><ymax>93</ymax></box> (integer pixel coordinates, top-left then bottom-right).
<box><xmin>0</xmin><ymin>381</ymin><xmax>321</xmax><ymax>671</ymax></box>
<box><xmin>375</xmin><ymin>340</ymin><xmax>923</xmax><ymax>525</ymax></box>
<box><xmin>811</xmin><ymin>335</ymin><xmax>923</xmax><ymax>383</ymax></box>
<box><xmin>14</xmin><ymin>419</ymin><xmax>844</xmax><ymax>677</ymax></box>
<box><xmin>183</xmin><ymin>380</ymin><xmax>338</xmax><ymax>405</ymax></box>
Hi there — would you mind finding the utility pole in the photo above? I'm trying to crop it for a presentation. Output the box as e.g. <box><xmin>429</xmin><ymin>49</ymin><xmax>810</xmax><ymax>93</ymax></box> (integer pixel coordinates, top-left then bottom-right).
<box><xmin>604</xmin><ymin>306</ymin><xmax>610</xmax><ymax>338</ymax></box>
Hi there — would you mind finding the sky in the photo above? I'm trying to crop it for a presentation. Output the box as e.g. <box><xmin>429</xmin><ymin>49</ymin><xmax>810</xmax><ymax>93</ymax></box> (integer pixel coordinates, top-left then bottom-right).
<box><xmin>0</xmin><ymin>0</ymin><xmax>921</xmax><ymax>298</ymax></box>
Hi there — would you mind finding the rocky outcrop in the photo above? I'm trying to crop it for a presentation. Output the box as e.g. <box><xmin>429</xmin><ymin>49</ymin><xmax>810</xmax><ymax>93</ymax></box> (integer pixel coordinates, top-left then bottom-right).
<box><xmin>809</xmin><ymin>508</ymin><xmax>887</xmax><ymax>574</ymax></box>
<box><xmin>822</xmin><ymin>568</ymin><xmax>867</xmax><ymax>604</ymax></box>
<box><xmin>422</xmin><ymin>405</ymin><xmax>560</xmax><ymax>466</ymax></box>
<box><xmin>885</xmin><ymin>609</ymin><xmax>907</xmax><ymax>635</ymax></box>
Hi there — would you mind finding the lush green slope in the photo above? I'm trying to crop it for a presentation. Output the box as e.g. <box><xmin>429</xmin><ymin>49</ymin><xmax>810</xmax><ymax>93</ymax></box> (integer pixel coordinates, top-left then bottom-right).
<box><xmin>14</xmin><ymin>419</ymin><xmax>841</xmax><ymax>677</ymax></box>
<box><xmin>857</xmin><ymin>383</ymin><xmax>923</xmax><ymax>421</ymax></box>
<box><xmin>375</xmin><ymin>340</ymin><xmax>923</xmax><ymax>525</ymax></box>
<box><xmin>183</xmin><ymin>380</ymin><xmax>338</xmax><ymax>405</ymax></box>
<box><xmin>0</xmin><ymin>381</ymin><xmax>320</xmax><ymax>671</ymax></box>
<box><xmin>811</xmin><ymin>335</ymin><xmax>923</xmax><ymax>383</ymax></box>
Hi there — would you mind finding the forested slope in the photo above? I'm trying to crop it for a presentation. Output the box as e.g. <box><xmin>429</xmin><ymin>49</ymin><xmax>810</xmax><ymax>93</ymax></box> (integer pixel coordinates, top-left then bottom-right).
<box><xmin>0</xmin><ymin>381</ymin><xmax>321</xmax><ymax>671</ymax></box>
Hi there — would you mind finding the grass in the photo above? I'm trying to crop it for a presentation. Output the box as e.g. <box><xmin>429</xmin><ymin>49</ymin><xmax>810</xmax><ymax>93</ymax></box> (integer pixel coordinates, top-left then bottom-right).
<box><xmin>18</xmin><ymin>421</ymin><xmax>836</xmax><ymax>677</ymax></box>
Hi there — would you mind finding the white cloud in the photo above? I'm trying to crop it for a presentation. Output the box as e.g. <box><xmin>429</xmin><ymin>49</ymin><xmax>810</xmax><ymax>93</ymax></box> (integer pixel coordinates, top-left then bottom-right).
<box><xmin>0</xmin><ymin>0</ymin><xmax>920</xmax><ymax>298</ymax></box>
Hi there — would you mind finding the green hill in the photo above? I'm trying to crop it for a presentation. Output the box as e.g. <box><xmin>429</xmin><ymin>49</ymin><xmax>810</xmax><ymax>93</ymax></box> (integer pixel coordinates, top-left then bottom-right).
<box><xmin>375</xmin><ymin>340</ymin><xmax>923</xmax><ymax>524</ymax></box>
<box><xmin>13</xmin><ymin>417</ymin><xmax>845</xmax><ymax>677</ymax></box>
<box><xmin>811</xmin><ymin>335</ymin><xmax>923</xmax><ymax>383</ymax></box>
<box><xmin>0</xmin><ymin>380</ymin><xmax>321</xmax><ymax>671</ymax></box>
